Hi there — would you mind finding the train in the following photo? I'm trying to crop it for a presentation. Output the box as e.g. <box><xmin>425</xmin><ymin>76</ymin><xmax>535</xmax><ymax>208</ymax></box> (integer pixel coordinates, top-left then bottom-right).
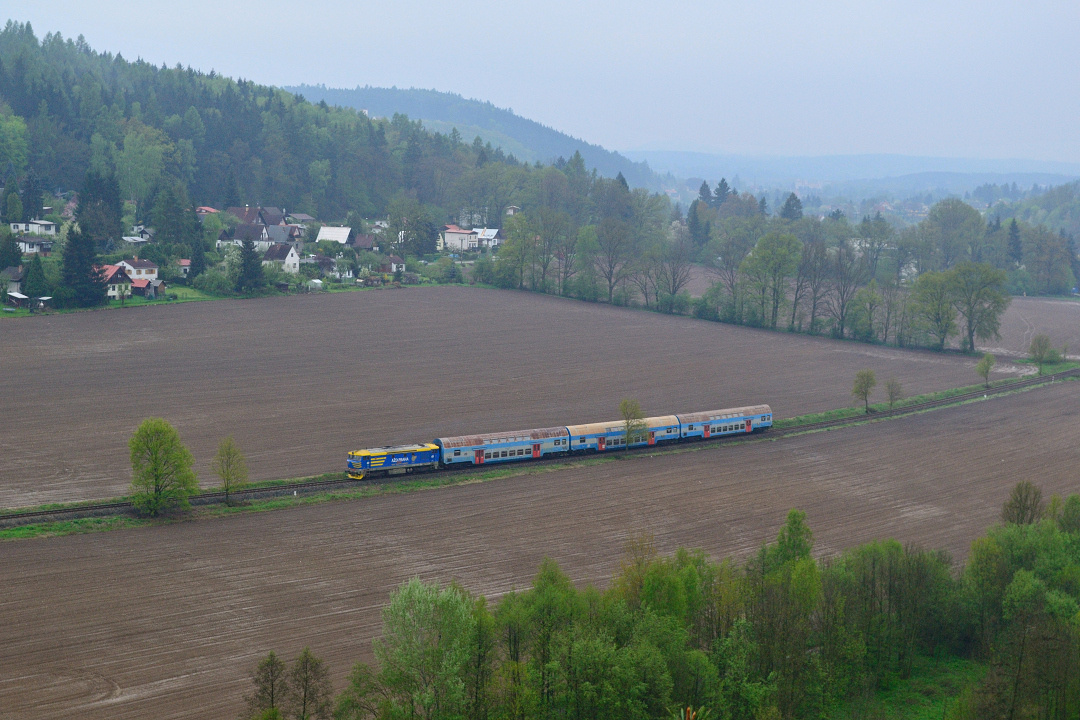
<box><xmin>346</xmin><ymin>404</ymin><xmax>773</xmax><ymax>480</ymax></box>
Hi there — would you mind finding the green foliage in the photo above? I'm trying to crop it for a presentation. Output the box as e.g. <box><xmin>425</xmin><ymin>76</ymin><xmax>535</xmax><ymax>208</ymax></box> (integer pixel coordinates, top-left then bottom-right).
<box><xmin>0</xmin><ymin>229</ymin><xmax>20</xmax><ymax>268</ymax></box>
<box><xmin>212</xmin><ymin>435</ymin><xmax>248</xmax><ymax>504</ymax></box>
<box><xmin>852</xmin><ymin>369</ymin><xmax>877</xmax><ymax>413</ymax></box>
<box><xmin>620</xmin><ymin>398</ymin><xmax>647</xmax><ymax>445</ymax></box>
<box><xmin>975</xmin><ymin>353</ymin><xmax>995</xmax><ymax>388</ymax></box>
<box><xmin>885</xmin><ymin>376</ymin><xmax>903</xmax><ymax>410</ymax></box>
<box><xmin>1001</xmin><ymin>480</ymin><xmax>1044</xmax><ymax>525</ymax></box>
<box><xmin>247</xmin><ymin>651</ymin><xmax>289</xmax><ymax>719</ymax></box>
<box><xmin>235</xmin><ymin>237</ymin><xmax>265</xmax><ymax>294</ymax></box>
<box><xmin>128</xmin><ymin>417</ymin><xmax>198</xmax><ymax>516</ymax></box>
<box><xmin>1028</xmin><ymin>333</ymin><xmax>1062</xmax><ymax>375</ymax></box>
<box><xmin>59</xmin><ymin>226</ymin><xmax>106</xmax><ymax>307</ymax></box>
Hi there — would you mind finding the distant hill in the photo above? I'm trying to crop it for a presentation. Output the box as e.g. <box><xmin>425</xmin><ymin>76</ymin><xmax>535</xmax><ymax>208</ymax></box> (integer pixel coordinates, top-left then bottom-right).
<box><xmin>625</xmin><ymin>150</ymin><xmax>1080</xmax><ymax>200</ymax></box>
<box><xmin>287</xmin><ymin>85</ymin><xmax>669</xmax><ymax>191</ymax></box>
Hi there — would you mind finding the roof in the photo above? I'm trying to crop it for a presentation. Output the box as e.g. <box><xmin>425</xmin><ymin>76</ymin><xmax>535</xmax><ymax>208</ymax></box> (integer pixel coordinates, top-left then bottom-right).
<box><xmin>316</xmin><ymin>226</ymin><xmax>352</xmax><ymax>244</ymax></box>
<box><xmin>352</xmin><ymin>233</ymin><xmax>376</xmax><ymax>249</ymax></box>
<box><xmin>131</xmin><ymin>278</ymin><xmax>150</xmax><ymax>288</ymax></box>
<box><xmin>675</xmin><ymin>405</ymin><xmax>772</xmax><ymax>424</ymax></box>
<box><xmin>475</xmin><ymin>228</ymin><xmax>500</xmax><ymax>240</ymax></box>
<box><xmin>387</xmin><ymin>255</ymin><xmax>404</xmax><ymax>264</ymax></box>
<box><xmin>122</xmin><ymin>258</ymin><xmax>158</xmax><ymax>270</ymax></box>
<box><xmin>234</xmin><ymin>223</ymin><xmax>266</xmax><ymax>241</ymax></box>
<box><xmin>226</xmin><ymin>206</ymin><xmax>261</xmax><ymax>224</ymax></box>
<box><xmin>443</xmin><ymin>224</ymin><xmax>476</xmax><ymax>234</ymax></box>
<box><xmin>178</xmin><ymin>259</ymin><xmax>191</xmax><ymax>267</ymax></box>
<box><xmin>1</xmin><ymin>266</ymin><xmax>23</xmax><ymax>281</ymax></box>
<box><xmin>436</xmin><ymin>427</ymin><xmax>569</xmax><ymax>449</ymax></box>
<box><xmin>196</xmin><ymin>206</ymin><xmax>219</xmax><ymax>213</ymax></box>
<box><xmin>289</xmin><ymin>213</ymin><xmax>315</xmax><ymax>222</ymax></box>
<box><xmin>260</xmin><ymin>211</ymin><xmax>286</xmax><ymax>226</ymax></box>
<box><xmin>98</xmin><ymin>265</ymin><xmax>132</xmax><ymax>284</ymax></box>
<box><xmin>266</xmin><ymin>225</ymin><xmax>291</xmax><ymax>243</ymax></box>
<box><xmin>565</xmin><ymin>416</ymin><xmax>681</xmax><ymax>436</ymax></box>
<box><xmin>122</xmin><ymin>236</ymin><xmax>149</xmax><ymax>244</ymax></box>
<box><xmin>263</xmin><ymin>243</ymin><xmax>295</xmax><ymax>262</ymax></box>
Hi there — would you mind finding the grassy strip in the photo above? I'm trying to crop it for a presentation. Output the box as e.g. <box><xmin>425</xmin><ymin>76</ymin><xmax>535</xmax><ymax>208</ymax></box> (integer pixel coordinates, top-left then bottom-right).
<box><xmin>830</xmin><ymin>655</ymin><xmax>984</xmax><ymax>720</ymax></box>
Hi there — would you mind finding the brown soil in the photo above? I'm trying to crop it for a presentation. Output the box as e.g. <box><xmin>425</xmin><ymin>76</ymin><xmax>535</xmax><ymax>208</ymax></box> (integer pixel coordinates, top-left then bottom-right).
<box><xmin>1</xmin><ymin>287</ymin><xmax>1005</xmax><ymax>508</ymax></box>
<box><xmin>1</xmin><ymin>382</ymin><xmax>1077</xmax><ymax>719</ymax></box>
<box><xmin>981</xmin><ymin>296</ymin><xmax>1080</xmax><ymax>358</ymax></box>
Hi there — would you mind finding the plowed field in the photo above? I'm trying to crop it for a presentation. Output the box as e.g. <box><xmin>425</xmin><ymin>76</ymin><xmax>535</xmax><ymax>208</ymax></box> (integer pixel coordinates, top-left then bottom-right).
<box><xmin>1</xmin><ymin>287</ymin><xmax>1005</xmax><ymax>507</ymax></box>
<box><xmin>2</xmin><ymin>382</ymin><xmax>1077</xmax><ymax>719</ymax></box>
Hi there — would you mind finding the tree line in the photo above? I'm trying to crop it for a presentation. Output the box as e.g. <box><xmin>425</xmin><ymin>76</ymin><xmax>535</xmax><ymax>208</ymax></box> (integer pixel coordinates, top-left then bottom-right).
<box><xmin>240</xmin><ymin>482</ymin><xmax>1080</xmax><ymax>720</ymax></box>
<box><xmin>483</xmin><ymin>182</ymin><xmax>1080</xmax><ymax>353</ymax></box>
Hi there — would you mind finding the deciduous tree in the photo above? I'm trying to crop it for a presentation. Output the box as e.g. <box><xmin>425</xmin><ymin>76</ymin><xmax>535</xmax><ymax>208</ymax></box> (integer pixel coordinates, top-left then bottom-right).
<box><xmin>620</xmin><ymin>398</ymin><xmax>647</xmax><ymax>446</ymax></box>
<box><xmin>247</xmin><ymin>651</ymin><xmax>289</xmax><ymax>719</ymax></box>
<box><xmin>287</xmin><ymin>648</ymin><xmax>333</xmax><ymax>720</ymax></box>
<box><xmin>129</xmin><ymin>417</ymin><xmax>198</xmax><ymax>516</ymax></box>
<box><xmin>1028</xmin><ymin>334</ymin><xmax>1060</xmax><ymax>375</ymax></box>
<box><xmin>1002</xmin><ymin>481</ymin><xmax>1044</xmax><ymax>525</ymax></box>
<box><xmin>947</xmin><ymin>262</ymin><xmax>1009</xmax><ymax>353</ymax></box>
<box><xmin>976</xmin><ymin>353</ymin><xmax>995</xmax><ymax>389</ymax></box>
<box><xmin>852</xmin><ymin>369</ymin><xmax>876</xmax><ymax>413</ymax></box>
<box><xmin>885</xmin><ymin>377</ymin><xmax>903</xmax><ymax>410</ymax></box>
<box><xmin>212</xmin><ymin>435</ymin><xmax>248</xmax><ymax>505</ymax></box>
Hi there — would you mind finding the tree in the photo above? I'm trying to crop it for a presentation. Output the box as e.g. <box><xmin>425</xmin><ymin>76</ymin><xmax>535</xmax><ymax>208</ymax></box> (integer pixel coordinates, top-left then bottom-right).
<box><xmin>287</xmin><ymin>648</ymin><xmax>333</xmax><ymax>720</ymax></box>
<box><xmin>375</xmin><ymin>577</ymin><xmax>475</xmax><ymax>719</ymax></box>
<box><xmin>236</xmin><ymin>237</ymin><xmax>265</xmax><ymax>294</ymax></box>
<box><xmin>20</xmin><ymin>167</ymin><xmax>42</xmax><ymax>221</ymax></box>
<box><xmin>947</xmin><ymin>262</ymin><xmax>1009</xmax><ymax>353</ymax></box>
<box><xmin>129</xmin><ymin>417</ymin><xmax>199</xmax><ymax>516</ymax></box>
<box><xmin>852</xmin><ymin>369</ymin><xmax>876</xmax><ymax>413</ymax></box>
<box><xmin>912</xmin><ymin>271</ymin><xmax>955</xmax><ymax>350</ymax></box>
<box><xmin>885</xmin><ymin>377</ymin><xmax>903</xmax><ymax>410</ymax></box>
<box><xmin>1002</xmin><ymin>481</ymin><xmax>1044</xmax><ymax>525</ymax></box>
<box><xmin>1028</xmin><ymin>334</ymin><xmax>1060</xmax><ymax>375</ymax></box>
<box><xmin>976</xmin><ymin>353</ymin><xmax>996</xmax><ymax>389</ymax></box>
<box><xmin>620</xmin><ymin>398</ymin><xmax>647</xmax><ymax>446</ymax></box>
<box><xmin>76</xmin><ymin>170</ymin><xmax>123</xmax><ymax>249</ymax></box>
<box><xmin>247</xmin><ymin>651</ymin><xmax>289</xmax><ymax>719</ymax></box>
<box><xmin>1007</xmin><ymin>219</ymin><xmax>1022</xmax><ymax>265</ymax></box>
<box><xmin>22</xmin><ymin>253</ymin><xmax>47</xmax><ymax>298</ymax></box>
<box><xmin>779</xmin><ymin>193</ymin><xmax>803</xmax><ymax>221</ymax></box>
<box><xmin>60</xmin><ymin>226</ymin><xmax>107</xmax><ymax>307</ymax></box>
<box><xmin>212</xmin><ymin>435</ymin><xmax>248</xmax><ymax>505</ymax></box>
<box><xmin>0</xmin><ymin>231</ymin><xmax>20</xmax><ymax>269</ymax></box>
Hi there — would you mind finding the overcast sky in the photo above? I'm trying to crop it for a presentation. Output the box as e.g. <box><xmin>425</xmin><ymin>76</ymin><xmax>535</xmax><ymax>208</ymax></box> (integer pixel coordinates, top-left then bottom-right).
<box><xmin>11</xmin><ymin>1</ymin><xmax>1080</xmax><ymax>162</ymax></box>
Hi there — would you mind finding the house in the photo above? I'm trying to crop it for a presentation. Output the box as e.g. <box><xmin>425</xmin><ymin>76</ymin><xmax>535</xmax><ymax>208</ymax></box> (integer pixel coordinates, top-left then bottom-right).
<box><xmin>231</xmin><ymin>223</ymin><xmax>272</xmax><ymax>251</ymax></box>
<box><xmin>99</xmin><ymin>265</ymin><xmax>133</xmax><ymax>299</ymax></box>
<box><xmin>265</xmin><ymin>225</ymin><xmax>299</xmax><ymax>247</ymax></box>
<box><xmin>379</xmin><ymin>255</ymin><xmax>405</xmax><ymax>274</ymax></box>
<box><xmin>16</xmin><ymin>237</ymin><xmax>54</xmax><ymax>255</ymax></box>
<box><xmin>118</xmin><ymin>258</ymin><xmax>159</xmax><ymax>282</ymax></box>
<box><xmin>371</xmin><ymin>220</ymin><xmax>389</xmax><ymax>234</ymax></box>
<box><xmin>262</xmin><ymin>243</ymin><xmax>300</xmax><ymax>273</ymax></box>
<box><xmin>351</xmin><ymin>233</ymin><xmax>379</xmax><ymax>252</ymax></box>
<box><xmin>474</xmin><ymin>228</ymin><xmax>502</xmax><ymax>248</ymax></box>
<box><xmin>2</xmin><ymin>266</ymin><xmax>23</xmax><ymax>294</ymax></box>
<box><xmin>288</xmin><ymin>212</ymin><xmax>315</xmax><ymax>224</ymax></box>
<box><xmin>132</xmin><ymin>278</ymin><xmax>166</xmax><ymax>299</ymax></box>
<box><xmin>131</xmin><ymin>225</ymin><xmax>155</xmax><ymax>240</ymax></box>
<box><xmin>316</xmin><ymin>226</ymin><xmax>352</xmax><ymax>245</ymax></box>
<box><xmin>195</xmin><ymin>206</ymin><xmax>219</xmax><ymax>220</ymax></box>
<box><xmin>438</xmin><ymin>224</ymin><xmax>478</xmax><ymax>251</ymax></box>
<box><xmin>9</xmin><ymin>220</ymin><xmax>58</xmax><ymax>236</ymax></box>
<box><xmin>259</xmin><ymin>208</ymin><xmax>287</xmax><ymax>226</ymax></box>
<box><xmin>122</xmin><ymin>236</ymin><xmax>150</xmax><ymax>250</ymax></box>
<box><xmin>505</xmin><ymin>205</ymin><xmax>521</xmax><ymax>216</ymax></box>
<box><xmin>178</xmin><ymin>259</ymin><xmax>192</xmax><ymax>277</ymax></box>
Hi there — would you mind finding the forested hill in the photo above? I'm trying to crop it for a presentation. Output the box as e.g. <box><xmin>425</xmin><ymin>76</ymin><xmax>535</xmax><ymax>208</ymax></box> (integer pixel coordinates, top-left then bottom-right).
<box><xmin>287</xmin><ymin>85</ymin><xmax>666</xmax><ymax>191</ymax></box>
<box><xmin>0</xmin><ymin>21</ymin><xmax>617</xmax><ymax>224</ymax></box>
<box><xmin>993</xmin><ymin>180</ymin><xmax>1080</xmax><ymax>239</ymax></box>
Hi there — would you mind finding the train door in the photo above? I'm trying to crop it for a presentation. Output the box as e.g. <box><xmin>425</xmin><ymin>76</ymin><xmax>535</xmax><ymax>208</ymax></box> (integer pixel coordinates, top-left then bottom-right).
<box><xmin>597</xmin><ymin>436</ymin><xmax>606</xmax><ymax>451</ymax></box>
<box><xmin>475</xmin><ymin>449</ymin><xmax>484</xmax><ymax>464</ymax></box>
<box><xmin>532</xmin><ymin>443</ymin><xmax>541</xmax><ymax>458</ymax></box>
<box><xmin>745</xmin><ymin>419</ymin><xmax>752</xmax><ymax>433</ymax></box>
<box><xmin>703</xmin><ymin>424</ymin><xmax>711</xmax><ymax>439</ymax></box>
<box><xmin>648</xmin><ymin>431</ymin><xmax>655</xmax><ymax>445</ymax></box>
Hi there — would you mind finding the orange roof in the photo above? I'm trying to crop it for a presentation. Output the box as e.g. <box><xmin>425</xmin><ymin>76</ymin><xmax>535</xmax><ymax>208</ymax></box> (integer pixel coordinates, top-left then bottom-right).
<box><xmin>131</xmin><ymin>278</ymin><xmax>150</xmax><ymax>288</ymax></box>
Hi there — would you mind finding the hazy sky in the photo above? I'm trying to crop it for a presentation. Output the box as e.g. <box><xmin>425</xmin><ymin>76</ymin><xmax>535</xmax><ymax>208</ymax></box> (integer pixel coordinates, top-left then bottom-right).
<box><xmin>11</xmin><ymin>1</ymin><xmax>1080</xmax><ymax>162</ymax></box>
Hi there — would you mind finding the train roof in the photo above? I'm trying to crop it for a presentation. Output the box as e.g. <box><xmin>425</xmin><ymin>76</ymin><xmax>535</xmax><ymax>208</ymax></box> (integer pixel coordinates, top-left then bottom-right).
<box><xmin>675</xmin><ymin>405</ymin><xmax>772</xmax><ymax>424</ymax></box>
<box><xmin>348</xmin><ymin>443</ymin><xmax>438</xmax><ymax>456</ymax></box>
<box><xmin>436</xmin><ymin>427</ymin><xmax>569</xmax><ymax>449</ymax></box>
<box><xmin>565</xmin><ymin>415</ymin><xmax>680</xmax><ymax>435</ymax></box>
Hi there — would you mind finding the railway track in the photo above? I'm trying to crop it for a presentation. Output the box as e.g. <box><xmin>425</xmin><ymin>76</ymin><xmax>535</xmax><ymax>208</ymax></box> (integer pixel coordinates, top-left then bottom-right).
<box><xmin>3</xmin><ymin>368</ymin><xmax>1076</xmax><ymax>528</ymax></box>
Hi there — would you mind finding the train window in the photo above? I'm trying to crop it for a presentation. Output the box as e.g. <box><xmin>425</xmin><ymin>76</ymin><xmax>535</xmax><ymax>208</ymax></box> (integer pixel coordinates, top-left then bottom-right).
<box><xmin>454</xmin><ymin>450</ymin><xmax>461</xmax><ymax>456</ymax></box>
<box><xmin>518</xmin><ymin>449</ymin><xmax>524</xmax><ymax>456</ymax></box>
<box><xmin>501</xmin><ymin>450</ymin><xmax>508</xmax><ymax>457</ymax></box>
<box><xmin>484</xmin><ymin>452</ymin><xmax>491</xmax><ymax>459</ymax></box>
<box><xmin>580</xmin><ymin>438</ymin><xmax>586</xmax><ymax>443</ymax></box>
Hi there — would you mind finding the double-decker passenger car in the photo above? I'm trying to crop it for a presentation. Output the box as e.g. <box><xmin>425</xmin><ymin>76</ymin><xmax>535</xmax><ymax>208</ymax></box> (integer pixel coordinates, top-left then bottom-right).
<box><xmin>435</xmin><ymin>427</ymin><xmax>570</xmax><ymax>466</ymax></box>
<box><xmin>565</xmin><ymin>414</ymin><xmax>681</xmax><ymax>452</ymax></box>
<box><xmin>346</xmin><ymin>443</ymin><xmax>440</xmax><ymax>480</ymax></box>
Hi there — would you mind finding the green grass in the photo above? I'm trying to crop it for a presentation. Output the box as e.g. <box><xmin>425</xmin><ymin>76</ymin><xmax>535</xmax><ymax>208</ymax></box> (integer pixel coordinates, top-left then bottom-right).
<box><xmin>831</xmin><ymin>655</ymin><xmax>984</xmax><ymax>720</ymax></box>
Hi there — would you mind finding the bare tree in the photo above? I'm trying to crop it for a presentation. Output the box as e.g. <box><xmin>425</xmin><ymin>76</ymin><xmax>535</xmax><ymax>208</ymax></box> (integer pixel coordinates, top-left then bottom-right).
<box><xmin>828</xmin><ymin>240</ymin><xmax>868</xmax><ymax>338</ymax></box>
<box><xmin>1002</xmin><ymin>481</ymin><xmax>1044</xmax><ymax>525</ymax></box>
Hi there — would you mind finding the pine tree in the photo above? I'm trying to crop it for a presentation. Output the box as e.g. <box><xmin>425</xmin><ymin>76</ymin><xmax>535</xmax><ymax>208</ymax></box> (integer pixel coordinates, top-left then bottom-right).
<box><xmin>1008</xmin><ymin>219</ymin><xmax>1022</xmax><ymax>265</ymax></box>
<box><xmin>20</xmin><ymin>168</ymin><xmax>42</xmax><ymax>221</ymax></box>
<box><xmin>23</xmin><ymin>253</ymin><xmax>47</xmax><ymax>297</ymax></box>
<box><xmin>698</xmin><ymin>180</ymin><xmax>713</xmax><ymax>206</ymax></box>
<box><xmin>0</xmin><ymin>232</ymin><xmax>21</xmax><ymax>269</ymax></box>
<box><xmin>759</xmin><ymin>196</ymin><xmax>769</xmax><ymax>216</ymax></box>
<box><xmin>714</xmin><ymin>177</ymin><xmax>731</xmax><ymax>207</ymax></box>
<box><xmin>780</xmin><ymin>192</ymin><xmax>803</xmax><ymax>221</ymax></box>
<box><xmin>76</xmin><ymin>170</ymin><xmax>122</xmax><ymax>249</ymax></box>
<box><xmin>60</xmin><ymin>227</ymin><xmax>106</xmax><ymax>307</ymax></box>
<box><xmin>235</xmin><ymin>237</ymin><xmax>264</xmax><ymax>294</ymax></box>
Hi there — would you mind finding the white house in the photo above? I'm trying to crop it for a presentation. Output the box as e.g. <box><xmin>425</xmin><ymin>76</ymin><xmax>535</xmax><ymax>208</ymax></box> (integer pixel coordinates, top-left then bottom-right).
<box><xmin>16</xmin><ymin>237</ymin><xmax>53</xmax><ymax>255</ymax></box>
<box><xmin>438</xmin><ymin>224</ymin><xmax>478</xmax><ymax>251</ymax></box>
<box><xmin>474</xmin><ymin>228</ymin><xmax>502</xmax><ymax>248</ymax></box>
<box><xmin>262</xmin><ymin>243</ymin><xmax>300</xmax><ymax>273</ymax></box>
<box><xmin>118</xmin><ymin>258</ymin><xmax>159</xmax><ymax>282</ymax></box>
<box><xmin>10</xmin><ymin>220</ymin><xmax>57</xmax><ymax>236</ymax></box>
<box><xmin>316</xmin><ymin>226</ymin><xmax>352</xmax><ymax>245</ymax></box>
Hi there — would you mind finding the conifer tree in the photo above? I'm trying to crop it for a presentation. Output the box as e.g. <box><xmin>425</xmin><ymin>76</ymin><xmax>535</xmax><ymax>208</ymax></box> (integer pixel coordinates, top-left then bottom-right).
<box><xmin>60</xmin><ymin>227</ymin><xmax>106</xmax><ymax>307</ymax></box>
